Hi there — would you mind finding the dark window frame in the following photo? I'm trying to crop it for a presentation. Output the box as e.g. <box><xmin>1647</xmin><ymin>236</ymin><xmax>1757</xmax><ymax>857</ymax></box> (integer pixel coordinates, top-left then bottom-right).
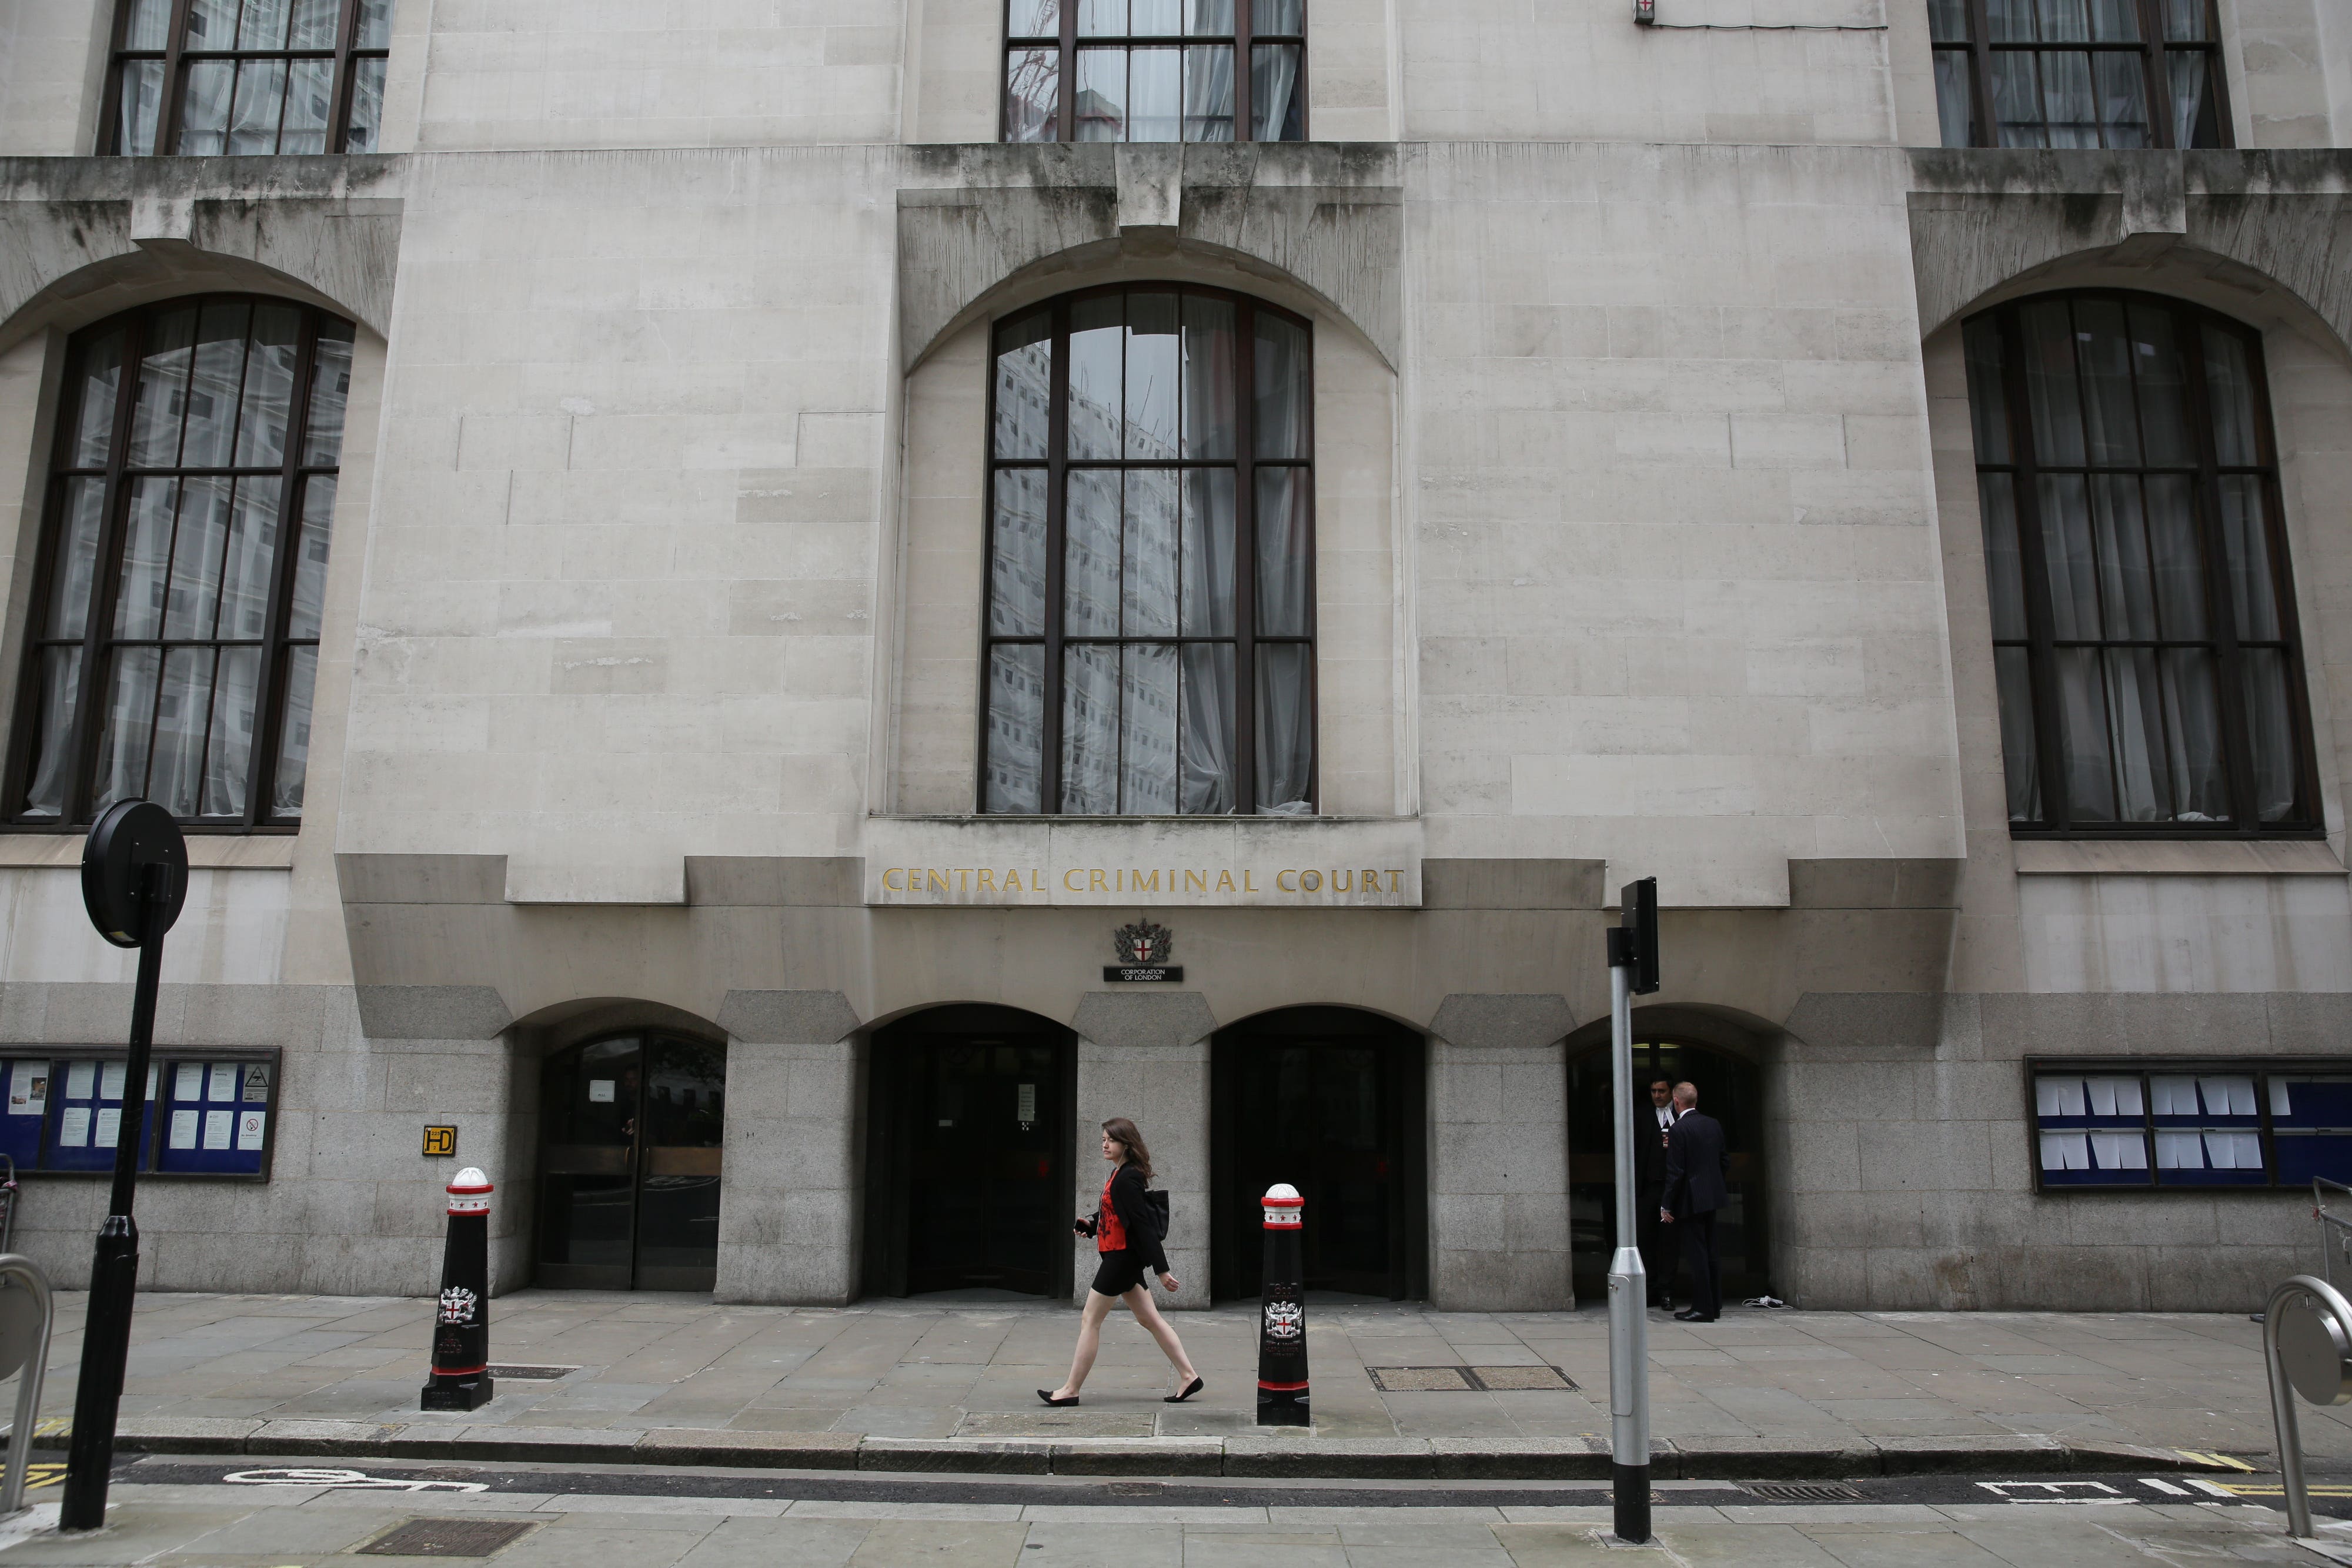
<box><xmin>99</xmin><ymin>0</ymin><xmax>392</xmax><ymax>156</ymax></box>
<box><xmin>1969</xmin><ymin>289</ymin><xmax>2319</xmax><ymax>839</ymax></box>
<box><xmin>5</xmin><ymin>295</ymin><xmax>349</xmax><ymax>834</ymax></box>
<box><xmin>1929</xmin><ymin>0</ymin><xmax>2230</xmax><ymax>150</ymax></box>
<box><xmin>2024</xmin><ymin>1056</ymin><xmax>2352</xmax><ymax>1195</ymax></box>
<box><xmin>1001</xmin><ymin>0</ymin><xmax>1307</xmax><ymax>143</ymax></box>
<box><xmin>978</xmin><ymin>282</ymin><xmax>1317</xmax><ymax>817</ymax></box>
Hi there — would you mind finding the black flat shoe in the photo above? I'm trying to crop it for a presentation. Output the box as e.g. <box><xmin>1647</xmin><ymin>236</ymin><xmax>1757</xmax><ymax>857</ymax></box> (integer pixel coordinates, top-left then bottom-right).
<box><xmin>1673</xmin><ymin>1309</ymin><xmax>1702</xmax><ymax>1321</ymax></box>
<box><xmin>1164</xmin><ymin>1376</ymin><xmax>1205</xmax><ymax>1404</ymax></box>
<box><xmin>1037</xmin><ymin>1389</ymin><xmax>1080</xmax><ymax>1406</ymax></box>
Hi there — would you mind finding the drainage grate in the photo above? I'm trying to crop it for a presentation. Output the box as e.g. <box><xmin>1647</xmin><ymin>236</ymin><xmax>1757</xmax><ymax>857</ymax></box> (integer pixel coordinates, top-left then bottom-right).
<box><xmin>359</xmin><ymin>1519</ymin><xmax>536</xmax><ymax>1557</ymax></box>
<box><xmin>483</xmin><ymin>1365</ymin><xmax>576</xmax><ymax>1381</ymax></box>
<box><xmin>1466</xmin><ymin>1365</ymin><xmax>1578</xmax><ymax>1392</ymax></box>
<box><xmin>1739</xmin><ymin>1481</ymin><xmax>1867</xmax><ymax>1503</ymax></box>
<box><xmin>1367</xmin><ymin>1366</ymin><xmax>1476</xmax><ymax>1392</ymax></box>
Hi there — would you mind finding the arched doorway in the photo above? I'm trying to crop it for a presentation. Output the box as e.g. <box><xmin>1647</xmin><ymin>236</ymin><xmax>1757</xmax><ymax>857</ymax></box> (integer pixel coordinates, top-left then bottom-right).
<box><xmin>1568</xmin><ymin>1037</ymin><xmax>1767</xmax><ymax>1304</ymax></box>
<box><xmin>1210</xmin><ymin>1008</ymin><xmax>1427</xmax><ymax>1301</ymax></box>
<box><xmin>535</xmin><ymin>1032</ymin><xmax>727</xmax><ymax>1290</ymax></box>
<box><xmin>863</xmin><ymin>1007</ymin><xmax>1076</xmax><ymax>1299</ymax></box>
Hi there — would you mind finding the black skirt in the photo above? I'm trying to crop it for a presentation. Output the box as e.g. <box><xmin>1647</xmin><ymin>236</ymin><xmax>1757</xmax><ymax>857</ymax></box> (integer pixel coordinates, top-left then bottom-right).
<box><xmin>1090</xmin><ymin>1248</ymin><xmax>1151</xmax><ymax>1298</ymax></box>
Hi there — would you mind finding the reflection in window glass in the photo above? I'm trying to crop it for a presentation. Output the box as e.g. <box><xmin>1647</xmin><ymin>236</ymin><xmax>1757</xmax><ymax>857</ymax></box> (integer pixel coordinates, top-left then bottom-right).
<box><xmin>1005</xmin><ymin>0</ymin><xmax>1302</xmax><ymax>141</ymax></box>
<box><xmin>12</xmin><ymin>299</ymin><xmax>353</xmax><ymax>825</ymax></box>
<box><xmin>1932</xmin><ymin>0</ymin><xmax>2225</xmax><ymax>149</ymax></box>
<box><xmin>104</xmin><ymin>0</ymin><xmax>396</xmax><ymax>155</ymax></box>
<box><xmin>984</xmin><ymin>289</ymin><xmax>1313</xmax><ymax>815</ymax></box>
<box><xmin>1962</xmin><ymin>293</ymin><xmax>2311</xmax><ymax>835</ymax></box>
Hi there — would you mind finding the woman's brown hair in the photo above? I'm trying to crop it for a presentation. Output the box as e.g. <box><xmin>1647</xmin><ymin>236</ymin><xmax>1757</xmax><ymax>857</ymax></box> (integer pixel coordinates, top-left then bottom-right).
<box><xmin>1102</xmin><ymin>1117</ymin><xmax>1153</xmax><ymax>1182</ymax></box>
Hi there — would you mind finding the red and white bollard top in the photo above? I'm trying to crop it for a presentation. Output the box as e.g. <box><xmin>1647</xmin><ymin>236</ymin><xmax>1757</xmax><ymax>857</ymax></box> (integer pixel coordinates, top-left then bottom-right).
<box><xmin>446</xmin><ymin>1166</ymin><xmax>492</xmax><ymax>1216</ymax></box>
<box><xmin>1262</xmin><ymin>1182</ymin><xmax>1302</xmax><ymax>1228</ymax></box>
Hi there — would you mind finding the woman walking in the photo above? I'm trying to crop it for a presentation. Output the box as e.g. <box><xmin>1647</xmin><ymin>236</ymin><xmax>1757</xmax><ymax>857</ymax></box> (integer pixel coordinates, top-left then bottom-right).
<box><xmin>1039</xmin><ymin>1118</ymin><xmax>1204</xmax><ymax>1406</ymax></box>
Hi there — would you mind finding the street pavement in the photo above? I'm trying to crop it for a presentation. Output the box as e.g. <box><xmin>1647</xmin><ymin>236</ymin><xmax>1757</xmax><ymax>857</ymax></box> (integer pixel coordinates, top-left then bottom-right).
<box><xmin>18</xmin><ymin>1290</ymin><xmax>2340</xmax><ymax>1469</ymax></box>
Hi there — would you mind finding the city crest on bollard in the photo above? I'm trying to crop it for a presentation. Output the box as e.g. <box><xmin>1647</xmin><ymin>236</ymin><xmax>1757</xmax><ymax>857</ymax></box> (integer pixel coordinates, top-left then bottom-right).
<box><xmin>421</xmin><ymin>1167</ymin><xmax>495</xmax><ymax>1412</ymax></box>
<box><xmin>1257</xmin><ymin>1183</ymin><xmax>1308</xmax><ymax>1427</ymax></box>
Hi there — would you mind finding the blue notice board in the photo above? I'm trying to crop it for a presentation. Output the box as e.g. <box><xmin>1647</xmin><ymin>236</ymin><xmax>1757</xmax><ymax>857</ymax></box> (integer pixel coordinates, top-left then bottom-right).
<box><xmin>153</xmin><ymin>1058</ymin><xmax>272</xmax><ymax>1176</ymax></box>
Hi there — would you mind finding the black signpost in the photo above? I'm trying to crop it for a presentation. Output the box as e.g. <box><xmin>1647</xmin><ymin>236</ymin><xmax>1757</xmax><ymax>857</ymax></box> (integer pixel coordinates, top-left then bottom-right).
<box><xmin>62</xmin><ymin>800</ymin><xmax>188</xmax><ymax>1532</ymax></box>
<box><xmin>1256</xmin><ymin>1183</ymin><xmax>1308</xmax><ymax>1426</ymax></box>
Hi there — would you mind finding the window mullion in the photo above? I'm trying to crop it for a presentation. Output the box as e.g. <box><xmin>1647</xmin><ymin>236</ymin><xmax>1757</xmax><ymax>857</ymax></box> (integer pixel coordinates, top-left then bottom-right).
<box><xmin>242</xmin><ymin>314</ymin><xmax>321</xmax><ymax>828</ymax></box>
<box><xmin>2171</xmin><ymin>310</ymin><xmax>2259</xmax><ymax>834</ymax></box>
<box><xmin>1058</xmin><ymin>2</ymin><xmax>1076</xmax><ymax>143</ymax></box>
<box><xmin>159</xmin><ymin>0</ymin><xmax>196</xmax><ymax>155</ymax></box>
<box><xmin>326</xmin><ymin>0</ymin><xmax>358</xmax><ymax>152</ymax></box>
<box><xmin>2241</xmin><ymin>318</ymin><xmax>2319</xmax><ymax>827</ymax></box>
<box><xmin>1997</xmin><ymin>309</ymin><xmax>2070</xmax><ymax>833</ymax></box>
<box><xmin>1236</xmin><ymin>0</ymin><xmax>1254</xmax><ymax>149</ymax></box>
<box><xmin>1041</xmin><ymin>299</ymin><xmax>1071</xmax><ymax>813</ymax></box>
<box><xmin>1966</xmin><ymin>0</ymin><xmax>1995</xmax><ymax>148</ymax></box>
<box><xmin>1235</xmin><ymin>303</ymin><xmax>1258</xmax><ymax>814</ymax></box>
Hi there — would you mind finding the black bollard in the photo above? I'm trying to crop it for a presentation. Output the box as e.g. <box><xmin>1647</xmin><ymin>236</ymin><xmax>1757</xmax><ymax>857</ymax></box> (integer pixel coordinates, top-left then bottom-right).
<box><xmin>420</xmin><ymin>1168</ymin><xmax>496</xmax><ymax>1412</ymax></box>
<box><xmin>1257</xmin><ymin>1183</ymin><xmax>1308</xmax><ymax>1426</ymax></box>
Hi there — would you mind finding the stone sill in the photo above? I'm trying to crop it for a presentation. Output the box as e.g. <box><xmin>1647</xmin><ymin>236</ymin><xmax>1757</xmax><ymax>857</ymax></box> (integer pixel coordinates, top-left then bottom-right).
<box><xmin>2012</xmin><ymin>838</ymin><xmax>2346</xmax><ymax>877</ymax></box>
<box><xmin>0</xmin><ymin>834</ymin><xmax>295</xmax><ymax>870</ymax></box>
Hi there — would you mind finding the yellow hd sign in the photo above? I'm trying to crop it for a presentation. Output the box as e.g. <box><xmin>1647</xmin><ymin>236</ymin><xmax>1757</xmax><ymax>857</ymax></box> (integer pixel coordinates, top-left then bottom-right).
<box><xmin>422</xmin><ymin>1126</ymin><xmax>456</xmax><ymax>1158</ymax></box>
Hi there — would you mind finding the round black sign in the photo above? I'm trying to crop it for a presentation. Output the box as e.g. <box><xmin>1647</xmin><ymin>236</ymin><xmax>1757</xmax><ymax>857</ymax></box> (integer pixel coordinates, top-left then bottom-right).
<box><xmin>80</xmin><ymin>800</ymin><xmax>188</xmax><ymax>949</ymax></box>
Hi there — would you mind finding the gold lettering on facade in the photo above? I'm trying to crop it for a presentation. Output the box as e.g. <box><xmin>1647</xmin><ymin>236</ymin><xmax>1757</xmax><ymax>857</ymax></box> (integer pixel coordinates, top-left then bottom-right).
<box><xmin>1186</xmin><ymin>870</ymin><xmax>1207</xmax><ymax>891</ymax></box>
<box><xmin>978</xmin><ymin>868</ymin><xmax>996</xmax><ymax>891</ymax></box>
<box><xmin>1133</xmin><ymin>870</ymin><xmax>1159</xmax><ymax>892</ymax></box>
<box><xmin>884</xmin><ymin>864</ymin><xmax>1408</xmax><ymax>900</ymax></box>
<box><xmin>1334</xmin><ymin>870</ymin><xmax>1354</xmax><ymax>892</ymax></box>
<box><xmin>1217</xmin><ymin>871</ymin><xmax>1235</xmax><ymax>892</ymax></box>
<box><xmin>927</xmin><ymin>868</ymin><xmax>948</xmax><ymax>892</ymax></box>
<box><xmin>1387</xmin><ymin>869</ymin><xmax>1402</xmax><ymax>892</ymax></box>
<box><xmin>1301</xmin><ymin>870</ymin><xmax>1322</xmax><ymax>891</ymax></box>
<box><xmin>1065</xmin><ymin>869</ymin><xmax>1086</xmax><ymax>891</ymax></box>
<box><xmin>1277</xmin><ymin>870</ymin><xmax>1298</xmax><ymax>891</ymax></box>
<box><xmin>1090</xmin><ymin>870</ymin><xmax>1108</xmax><ymax>891</ymax></box>
<box><xmin>883</xmin><ymin>868</ymin><xmax>905</xmax><ymax>890</ymax></box>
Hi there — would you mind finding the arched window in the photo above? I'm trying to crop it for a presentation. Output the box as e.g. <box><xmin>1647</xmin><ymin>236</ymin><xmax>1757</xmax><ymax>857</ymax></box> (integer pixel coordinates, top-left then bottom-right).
<box><xmin>9</xmin><ymin>297</ymin><xmax>354</xmax><ymax>828</ymax></box>
<box><xmin>105</xmin><ymin>0</ymin><xmax>392</xmax><ymax>156</ymax></box>
<box><xmin>1003</xmin><ymin>0</ymin><xmax>1304</xmax><ymax>144</ymax></box>
<box><xmin>983</xmin><ymin>286</ymin><xmax>1314</xmax><ymax>815</ymax></box>
<box><xmin>1927</xmin><ymin>0</ymin><xmax>2226</xmax><ymax>150</ymax></box>
<box><xmin>1963</xmin><ymin>292</ymin><xmax>2315</xmax><ymax>835</ymax></box>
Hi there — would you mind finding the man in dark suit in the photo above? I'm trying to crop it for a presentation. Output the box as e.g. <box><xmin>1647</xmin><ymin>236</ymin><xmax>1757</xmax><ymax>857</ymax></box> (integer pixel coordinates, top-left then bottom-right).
<box><xmin>1659</xmin><ymin>1081</ymin><xmax>1729</xmax><ymax>1322</ymax></box>
<box><xmin>1635</xmin><ymin>1078</ymin><xmax>1679</xmax><ymax>1309</ymax></box>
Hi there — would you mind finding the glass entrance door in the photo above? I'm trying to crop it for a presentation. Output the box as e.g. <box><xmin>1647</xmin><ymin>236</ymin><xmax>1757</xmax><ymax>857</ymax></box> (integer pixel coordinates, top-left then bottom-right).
<box><xmin>536</xmin><ymin>1034</ymin><xmax>726</xmax><ymax>1290</ymax></box>
<box><xmin>1212</xmin><ymin>1009</ymin><xmax>1428</xmax><ymax>1300</ymax></box>
<box><xmin>906</xmin><ymin>1038</ymin><xmax>1064</xmax><ymax>1295</ymax></box>
<box><xmin>863</xmin><ymin>1007</ymin><xmax>1076</xmax><ymax>1300</ymax></box>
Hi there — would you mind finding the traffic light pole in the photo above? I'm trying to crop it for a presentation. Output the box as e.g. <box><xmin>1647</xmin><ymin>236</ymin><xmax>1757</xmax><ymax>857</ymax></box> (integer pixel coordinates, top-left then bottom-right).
<box><xmin>1604</xmin><ymin>876</ymin><xmax>1659</xmax><ymax>1545</ymax></box>
<box><xmin>1604</xmin><ymin>941</ymin><xmax>1649</xmax><ymax>1543</ymax></box>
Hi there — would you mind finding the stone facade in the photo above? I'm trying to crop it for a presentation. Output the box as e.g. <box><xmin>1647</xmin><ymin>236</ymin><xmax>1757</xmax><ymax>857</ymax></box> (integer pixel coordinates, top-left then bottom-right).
<box><xmin>0</xmin><ymin>0</ymin><xmax>2345</xmax><ymax>1313</ymax></box>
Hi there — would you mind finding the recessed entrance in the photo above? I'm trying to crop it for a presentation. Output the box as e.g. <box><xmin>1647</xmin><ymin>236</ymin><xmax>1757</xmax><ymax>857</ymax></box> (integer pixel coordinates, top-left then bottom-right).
<box><xmin>1569</xmin><ymin>1037</ymin><xmax>1768</xmax><ymax>1304</ymax></box>
<box><xmin>534</xmin><ymin>1032</ymin><xmax>726</xmax><ymax>1290</ymax></box>
<box><xmin>864</xmin><ymin>1007</ymin><xmax>1075</xmax><ymax>1299</ymax></box>
<box><xmin>1210</xmin><ymin>1008</ymin><xmax>1427</xmax><ymax>1301</ymax></box>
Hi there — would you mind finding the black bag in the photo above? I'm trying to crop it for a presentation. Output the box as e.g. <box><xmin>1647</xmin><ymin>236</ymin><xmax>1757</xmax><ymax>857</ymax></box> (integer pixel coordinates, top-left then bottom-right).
<box><xmin>1144</xmin><ymin>1189</ymin><xmax>1170</xmax><ymax>1243</ymax></box>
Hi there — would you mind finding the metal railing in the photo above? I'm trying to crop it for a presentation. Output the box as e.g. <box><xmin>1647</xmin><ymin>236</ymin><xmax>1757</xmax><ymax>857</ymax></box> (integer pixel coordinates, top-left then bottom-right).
<box><xmin>0</xmin><ymin>1255</ymin><xmax>54</xmax><ymax>1517</ymax></box>
<box><xmin>2311</xmin><ymin>1178</ymin><xmax>2352</xmax><ymax>1289</ymax></box>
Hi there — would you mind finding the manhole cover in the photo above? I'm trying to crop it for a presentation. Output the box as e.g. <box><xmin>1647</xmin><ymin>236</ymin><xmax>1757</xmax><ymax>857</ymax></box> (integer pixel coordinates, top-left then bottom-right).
<box><xmin>1740</xmin><ymin>1481</ymin><xmax>1866</xmax><ymax>1503</ymax></box>
<box><xmin>359</xmin><ymin>1519</ymin><xmax>536</xmax><ymax>1557</ymax></box>
<box><xmin>1367</xmin><ymin>1366</ymin><xmax>1475</xmax><ymax>1392</ymax></box>
<box><xmin>1468</xmin><ymin>1365</ymin><xmax>1578</xmax><ymax>1392</ymax></box>
<box><xmin>484</xmin><ymin>1365</ymin><xmax>576</xmax><ymax>1381</ymax></box>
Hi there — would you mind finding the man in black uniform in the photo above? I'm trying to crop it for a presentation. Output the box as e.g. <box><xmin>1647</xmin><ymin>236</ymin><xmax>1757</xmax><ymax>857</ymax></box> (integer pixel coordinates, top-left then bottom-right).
<box><xmin>1635</xmin><ymin>1078</ymin><xmax>1678</xmax><ymax>1310</ymax></box>
<box><xmin>1659</xmin><ymin>1081</ymin><xmax>1729</xmax><ymax>1323</ymax></box>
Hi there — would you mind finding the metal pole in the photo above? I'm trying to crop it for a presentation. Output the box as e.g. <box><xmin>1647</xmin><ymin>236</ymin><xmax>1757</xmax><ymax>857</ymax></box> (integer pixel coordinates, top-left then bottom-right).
<box><xmin>0</xmin><ymin>1257</ymin><xmax>54</xmax><ymax>1518</ymax></box>
<box><xmin>1605</xmin><ymin>957</ymin><xmax>1650</xmax><ymax>1544</ymax></box>
<box><xmin>60</xmin><ymin>862</ymin><xmax>165</xmax><ymax>1532</ymax></box>
<box><xmin>2263</xmin><ymin>1276</ymin><xmax>2320</xmax><ymax>1539</ymax></box>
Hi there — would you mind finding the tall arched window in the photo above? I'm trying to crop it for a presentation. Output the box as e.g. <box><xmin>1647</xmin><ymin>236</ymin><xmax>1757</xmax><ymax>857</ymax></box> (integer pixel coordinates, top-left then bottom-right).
<box><xmin>983</xmin><ymin>286</ymin><xmax>1314</xmax><ymax>815</ymax></box>
<box><xmin>1963</xmin><ymin>292</ymin><xmax>2316</xmax><ymax>835</ymax></box>
<box><xmin>9</xmin><ymin>297</ymin><xmax>353</xmax><ymax>829</ymax></box>
<box><xmin>1003</xmin><ymin>0</ymin><xmax>1304</xmax><ymax>143</ymax></box>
